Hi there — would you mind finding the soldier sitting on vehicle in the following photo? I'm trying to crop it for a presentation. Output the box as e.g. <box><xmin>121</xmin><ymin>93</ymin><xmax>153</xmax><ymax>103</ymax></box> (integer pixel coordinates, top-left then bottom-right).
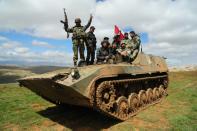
<box><xmin>110</xmin><ymin>35</ymin><xmax>120</xmax><ymax>56</ymax></box>
<box><xmin>116</xmin><ymin>33</ymin><xmax>133</xmax><ymax>62</ymax></box>
<box><xmin>103</xmin><ymin>37</ymin><xmax>110</xmax><ymax>45</ymax></box>
<box><xmin>96</xmin><ymin>38</ymin><xmax>114</xmax><ymax>64</ymax></box>
<box><xmin>121</xmin><ymin>33</ymin><xmax>131</xmax><ymax>47</ymax></box>
<box><xmin>116</xmin><ymin>42</ymin><xmax>131</xmax><ymax>62</ymax></box>
<box><xmin>129</xmin><ymin>31</ymin><xmax>141</xmax><ymax>61</ymax></box>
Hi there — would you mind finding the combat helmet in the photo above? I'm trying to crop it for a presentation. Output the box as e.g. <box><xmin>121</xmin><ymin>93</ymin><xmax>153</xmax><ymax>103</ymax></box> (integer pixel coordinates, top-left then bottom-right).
<box><xmin>75</xmin><ymin>18</ymin><xmax>81</xmax><ymax>23</ymax></box>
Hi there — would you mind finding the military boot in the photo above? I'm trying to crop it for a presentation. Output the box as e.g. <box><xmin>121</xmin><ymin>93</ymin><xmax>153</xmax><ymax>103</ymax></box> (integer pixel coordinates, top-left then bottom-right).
<box><xmin>74</xmin><ymin>61</ymin><xmax>77</xmax><ymax>67</ymax></box>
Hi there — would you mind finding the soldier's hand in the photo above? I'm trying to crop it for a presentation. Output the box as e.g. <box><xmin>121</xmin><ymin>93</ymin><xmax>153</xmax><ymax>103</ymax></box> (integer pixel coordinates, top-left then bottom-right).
<box><xmin>90</xmin><ymin>14</ymin><xmax>93</xmax><ymax>19</ymax></box>
<box><xmin>121</xmin><ymin>51</ymin><xmax>127</xmax><ymax>56</ymax></box>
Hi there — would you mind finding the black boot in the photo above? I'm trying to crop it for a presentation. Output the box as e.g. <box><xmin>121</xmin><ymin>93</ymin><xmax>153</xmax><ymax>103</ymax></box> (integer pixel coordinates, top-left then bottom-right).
<box><xmin>74</xmin><ymin>61</ymin><xmax>77</xmax><ymax>67</ymax></box>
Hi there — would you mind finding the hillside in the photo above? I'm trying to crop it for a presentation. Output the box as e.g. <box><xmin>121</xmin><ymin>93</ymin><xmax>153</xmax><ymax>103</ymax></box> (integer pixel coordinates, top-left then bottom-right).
<box><xmin>169</xmin><ymin>65</ymin><xmax>197</xmax><ymax>72</ymax></box>
<box><xmin>0</xmin><ymin>65</ymin><xmax>66</xmax><ymax>84</ymax></box>
<box><xmin>0</xmin><ymin>69</ymin><xmax>35</xmax><ymax>84</ymax></box>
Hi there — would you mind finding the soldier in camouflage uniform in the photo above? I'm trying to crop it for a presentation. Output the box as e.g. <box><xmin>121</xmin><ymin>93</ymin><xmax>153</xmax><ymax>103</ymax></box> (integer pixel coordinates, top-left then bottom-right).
<box><xmin>86</xmin><ymin>26</ymin><xmax>97</xmax><ymax>65</ymax></box>
<box><xmin>129</xmin><ymin>31</ymin><xmax>141</xmax><ymax>61</ymax></box>
<box><xmin>121</xmin><ymin>33</ymin><xmax>132</xmax><ymax>47</ymax></box>
<box><xmin>63</xmin><ymin>14</ymin><xmax>93</xmax><ymax>66</ymax></box>
<box><xmin>117</xmin><ymin>33</ymin><xmax>133</xmax><ymax>62</ymax></box>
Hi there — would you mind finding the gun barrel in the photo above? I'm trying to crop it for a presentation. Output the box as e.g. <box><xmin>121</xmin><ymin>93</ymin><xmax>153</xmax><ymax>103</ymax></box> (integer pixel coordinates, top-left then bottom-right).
<box><xmin>63</xmin><ymin>8</ymin><xmax>66</xmax><ymax>15</ymax></box>
<box><xmin>60</xmin><ymin>20</ymin><xmax>65</xmax><ymax>24</ymax></box>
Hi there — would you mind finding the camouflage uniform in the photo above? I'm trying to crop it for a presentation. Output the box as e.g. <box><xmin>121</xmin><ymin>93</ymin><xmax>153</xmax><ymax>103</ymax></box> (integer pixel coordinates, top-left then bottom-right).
<box><xmin>86</xmin><ymin>27</ymin><xmax>97</xmax><ymax>65</ymax></box>
<box><xmin>122</xmin><ymin>37</ymin><xmax>131</xmax><ymax>44</ymax></box>
<box><xmin>130</xmin><ymin>34</ymin><xmax>141</xmax><ymax>60</ymax></box>
<box><xmin>117</xmin><ymin>38</ymin><xmax>132</xmax><ymax>55</ymax></box>
<box><xmin>65</xmin><ymin>16</ymin><xmax>92</xmax><ymax>66</ymax></box>
<box><xmin>116</xmin><ymin>37</ymin><xmax>134</xmax><ymax>62</ymax></box>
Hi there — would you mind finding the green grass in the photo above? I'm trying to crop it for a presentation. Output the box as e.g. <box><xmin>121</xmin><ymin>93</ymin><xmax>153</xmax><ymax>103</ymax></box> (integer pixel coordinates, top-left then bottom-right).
<box><xmin>164</xmin><ymin>72</ymin><xmax>197</xmax><ymax>131</ymax></box>
<box><xmin>0</xmin><ymin>83</ymin><xmax>54</xmax><ymax>130</ymax></box>
<box><xmin>0</xmin><ymin>71</ymin><xmax>197</xmax><ymax>130</ymax></box>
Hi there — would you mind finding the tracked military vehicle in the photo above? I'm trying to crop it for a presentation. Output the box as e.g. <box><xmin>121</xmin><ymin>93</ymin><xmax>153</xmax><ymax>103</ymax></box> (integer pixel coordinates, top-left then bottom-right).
<box><xmin>18</xmin><ymin>52</ymin><xmax>168</xmax><ymax>121</ymax></box>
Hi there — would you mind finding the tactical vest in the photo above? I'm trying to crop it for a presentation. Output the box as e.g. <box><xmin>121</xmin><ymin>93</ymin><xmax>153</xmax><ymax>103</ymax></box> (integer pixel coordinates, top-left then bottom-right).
<box><xmin>72</xmin><ymin>26</ymin><xmax>87</xmax><ymax>39</ymax></box>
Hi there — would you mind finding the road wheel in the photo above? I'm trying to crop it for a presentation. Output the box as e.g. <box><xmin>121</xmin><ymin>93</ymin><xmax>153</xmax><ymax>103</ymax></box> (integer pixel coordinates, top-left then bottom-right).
<box><xmin>96</xmin><ymin>82</ymin><xmax>116</xmax><ymax>111</ymax></box>
<box><xmin>115</xmin><ymin>96</ymin><xmax>129</xmax><ymax>120</ymax></box>
<box><xmin>138</xmin><ymin>90</ymin><xmax>147</xmax><ymax>106</ymax></box>
<box><xmin>146</xmin><ymin>88</ymin><xmax>154</xmax><ymax>103</ymax></box>
<box><xmin>159</xmin><ymin>85</ymin><xmax>165</xmax><ymax>97</ymax></box>
<box><xmin>153</xmin><ymin>87</ymin><xmax>160</xmax><ymax>100</ymax></box>
<box><xmin>128</xmin><ymin>93</ymin><xmax>139</xmax><ymax>112</ymax></box>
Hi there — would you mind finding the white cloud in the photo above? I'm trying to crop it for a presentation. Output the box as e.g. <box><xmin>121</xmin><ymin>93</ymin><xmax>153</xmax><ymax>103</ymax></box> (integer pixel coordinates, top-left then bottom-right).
<box><xmin>143</xmin><ymin>41</ymin><xmax>197</xmax><ymax>66</ymax></box>
<box><xmin>0</xmin><ymin>0</ymin><xmax>197</xmax><ymax>66</ymax></box>
<box><xmin>32</xmin><ymin>40</ymin><xmax>53</xmax><ymax>48</ymax></box>
<box><xmin>14</xmin><ymin>47</ymin><xmax>29</xmax><ymax>53</ymax></box>
<box><xmin>1</xmin><ymin>41</ymin><xmax>21</xmax><ymax>49</ymax></box>
<box><xmin>0</xmin><ymin>0</ymin><xmax>95</xmax><ymax>39</ymax></box>
<box><xmin>0</xmin><ymin>36</ymin><xmax>9</xmax><ymax>41</ymax></box>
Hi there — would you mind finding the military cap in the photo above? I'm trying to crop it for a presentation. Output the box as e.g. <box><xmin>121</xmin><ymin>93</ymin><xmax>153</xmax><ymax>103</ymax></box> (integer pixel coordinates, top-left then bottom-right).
<box><xmin>103</xmin><ymin>37</ymin><xmax>109</xmax><ymax>40</ymax></box>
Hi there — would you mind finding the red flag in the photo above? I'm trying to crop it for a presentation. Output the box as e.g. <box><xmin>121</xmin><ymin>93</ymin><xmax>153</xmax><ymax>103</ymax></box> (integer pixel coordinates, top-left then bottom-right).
<box><xmin>114</xmin><ymin>25</ymin><xmax>124</xmax><ymax>41</ymax></box>
<box><xmin>114</xmin><ymin>25</ymin><xmax>120</xmax><ymax>34</ymax></box>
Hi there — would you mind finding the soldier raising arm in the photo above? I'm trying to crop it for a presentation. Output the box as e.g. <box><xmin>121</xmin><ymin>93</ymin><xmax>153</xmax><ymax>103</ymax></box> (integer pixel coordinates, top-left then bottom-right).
<box><xmin>64</xmin><ymin>14</ymin><xmax>93</xmax><ymax>33</ymax></box>
<box><xmin>60</xmin><ymin>10</ymin><xmax>93</xmax><ymax>66</ymax></box>
<box><xmin>83</xmin><ymin>14</ymin><xmax>93</xmax><ymax>31</ymax></box>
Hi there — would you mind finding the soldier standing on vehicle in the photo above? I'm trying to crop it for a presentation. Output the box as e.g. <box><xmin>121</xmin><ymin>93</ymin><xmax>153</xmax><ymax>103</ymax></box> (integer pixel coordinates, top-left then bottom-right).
<box><xmin>129</xmin><ymin>31</ymin><xmax>141</xmax><ymax>61</ymax></box>
<box><xmin>60</xmin><ymin>9</ymin><xmax>93</xmax><ymax>66</ymax></box>
<box><xmin>86</xmin><ymin>26</ymin><xmax>97</xmax><ymax>65</ymax></box>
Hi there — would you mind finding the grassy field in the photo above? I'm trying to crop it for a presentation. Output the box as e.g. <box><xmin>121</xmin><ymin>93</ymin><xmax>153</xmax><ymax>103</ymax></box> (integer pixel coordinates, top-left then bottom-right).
<box><xmin>0</xmin><ymin>71</ymin><xmax>197</xmax><ymax>131</ymax></box>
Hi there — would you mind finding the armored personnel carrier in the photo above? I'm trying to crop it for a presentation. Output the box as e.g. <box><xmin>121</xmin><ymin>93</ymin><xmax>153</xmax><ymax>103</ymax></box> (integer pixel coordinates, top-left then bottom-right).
<box><xmin>18</xmin><ymin>52</ymin><xmax>168</xmax><ymax>121</ymax></box>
